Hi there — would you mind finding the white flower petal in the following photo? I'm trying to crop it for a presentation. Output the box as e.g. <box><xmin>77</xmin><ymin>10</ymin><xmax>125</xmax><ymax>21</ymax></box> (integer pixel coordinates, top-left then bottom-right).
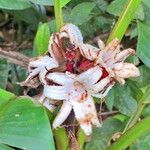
<box><xmin>91</xmin><ymin>77</ymin><xmax>111</xmax><ymax>93</ymax></box>
<box><xmin>97</xmin><ymin>39</ymin><xmax>105</xmax><ymax>50</ymax></box>
<box><xmin>92</xmin><ymin>82</ymin><xmax>115</xmax><ymax>98</ymax></box>
<box><xmin>70</xmin><ymin>95</ymin><xmax>100</xmax><ymax>135</ymax></box>
<box><xmin>29</xmin><ymin>56</ymin><xmax>58</xmax><ymax>71</ymax></box>
<box><xmin>78</xmin><ymin>66</ymin><xmax>102</xmax><ymax>85</ymax></box>
<box><xmin>115</xmin><ymin>48</ymin><xmax>135</xmax><ymax>62</ymax></box>
<box><xmin>43</xmin><ymin>85</ymin><xmax>67</xmax><ymax>100</ymax></box>
<box><xmin>80</xmin><ymin>124</ymin><xmax>92</xmax><ymax>136</ymax></box>
<box><xmin>60</xmin><ymin>23</ymin><xmax>83</xmax><ymax>45</ymax></box>
<box><xmin>46</xmin><ymin>72</ymin><xmax>73</xmax><ymax>85</ymax></box>
<box><xmin>115</xmin><ymin>62</ymin><xmax>140</xmax><ymax>79</ymax></box>
<box><xmin>79</xmin><ymin>44</ymin><xmax>99</xmax><ymax>60</ymax></box>
<box><xmin>53</xmin><ymin>101</ymin><xmax>72</xmax><ymax>128</ymax></box>
<box><xmin>26</xmin><ymin>68</ymin><xmax>40</xmax><ymax>81</ymax></box>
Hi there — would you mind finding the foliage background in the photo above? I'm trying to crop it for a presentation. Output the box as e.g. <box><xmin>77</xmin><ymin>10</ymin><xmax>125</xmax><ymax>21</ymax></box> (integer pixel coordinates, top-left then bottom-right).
<box><xmin>0</xmin><ymin>0</ymin><xmax>150</xmax><ymax>150</ymax></box>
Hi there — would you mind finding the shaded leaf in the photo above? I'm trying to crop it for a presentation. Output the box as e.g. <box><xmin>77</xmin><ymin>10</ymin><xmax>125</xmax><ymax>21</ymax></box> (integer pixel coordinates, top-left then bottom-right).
<box><xmin>129</xmin><ymin>132</ymin><xmax>150</xmax><ymax>150</ymax></box>
<box><xmin>108</xmin><ymin>117</ymin><xmax>150</xmax><ymax>150</ymax></box>
<box><xmin>137</xmin><ymin>22</ymin><xmax>150</xmax><ymax>68</ymax></box>
<box><xmin>0</xmin><ymin>143</ymin><xmax>14</xmax><ymax>150</ymax></box>
<box><xmin>0</xmin><ymin>0</ymin><xmax>32</xmax><ymax>10</ymax></box>
<box><xmin>106</xmin><ymin>82</ymin><xmax>139</xmax><ymax>116</ymax></box>
<box><xmin>0</xmin><ymin>59</ymin><xmax>9</xmax><ymax>90</ymax></box>
<box><xmin>84</xmin><ymin>118</ymin><xmax>123</xmax><ymax>150</ymax></box>
<box><xmin>67</xmin><ymin>2</ymin><xmax>95</xmax><ymax>25</ymax></box>
<box><xmin>130</xmin><ymin>65</ymin><xmax>150</xmax><ymax>88</ymax></box>
<box><xmin>107</xmin><ymin>0</ymin><xmax>127</xmax><ymax>16</ymax></box>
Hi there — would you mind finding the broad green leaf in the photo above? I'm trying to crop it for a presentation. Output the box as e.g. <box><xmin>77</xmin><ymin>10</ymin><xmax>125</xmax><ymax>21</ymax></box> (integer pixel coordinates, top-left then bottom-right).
<box><xmin>21</xmin><ymin>0</ymin><xmax>70</xmax><ymax>7</ymax></box>
<box><xmin>60</xmin><ymin>0</ymin><xmax>71</xmax><ymax>7</ymax></box>
<box><xmin>0</xmin><ymin>0</ymin><xmax>32</xmax><ymax>10</ymax></box>
<box><xmin>0</xmin><ymin>59</ymin><xmax>9</xmax><ymax>89</ymax></box>
<box><xmin>143</xmin><ymin>0</ymin><xmax>150</xmax><ymax>8</ymax></box>
<box><xmin>0</xmin><ymin>91</ymin><xmax>55</xmax><ymax>150</ymax></box>
<box><xmin>142</xmin><ymin>105</ymin><xmax>150</xmax><ymax>117</ymax></box>
<box><xmin>67</xmin><ymin>2</ymin><xmax>96</xmax><ymax>25</ymax></box>
<box><xmin>25</xmin><ymin>0</ymin><xmax>53</xmax><ymax>5</ymax></box>
<box><xmin>107</xmin><ymin>0</ymin><xmax>142</xmax><ymax>43</ymax></box>
<box><xmin>94</xmin><ymin>0</ymin><xmax>108</xmax><ymax>13</ymax></box>
<box><xmin>129</xmin><ymin>132</ymin><xmax>150</xmax><ymax>150</ymax></box>
<box><xmin>107</xmin><ymin>0</ymin><xmax>127</xmax><ymax>16</ymax></box>
<box><xmin>34</xmin><ymin>23</ymin><xmax>50</xmax><ymax>55</ymax></box>
<box><xmin>137</xmin><ymin>22</ymin><xmax>150</xmax><ymax>68</ymax></box>
<box><xmin>108</xmin><ymin>117</ymin><xmax>150</xmax><ymax>150</ymax></box>
<box><xmin>53</xmin><ymin>128</ymin><xmax>69</xmax><ymax>150</ymax></box>
<box><xmin>84</xmin><ymin>118</ymin><xmax>123</xmax><ymax>150</ymax></box>
<box><xmin>142</xmin><ymin>3</ymin><xmax>150</xmax><ymax>26</ymax></box>
<box><xmin>106</xmin><ymin>82</ymin><xmax>138</xmax><ymax>116</ymax></box>
<box><xmin>0</xmin><ymin>89</ymin><xmax>15</xmax><ymax>109</ymax></box>
<box><xmin>130</xmin><ymin>65</ymin><xmax>150</xmax><ymax>88</ymax></box>
<box><xmin>5</xmin><ymin>7</ymin><xmax>40</xmax><ymax>30</ymax></box>
<box><xmin>0</xmin><ymin>143</ymin><xmax>14</xmax><ymax>150</ymax></box>
<box><xmin>107</xmin><ymin>0</ymin><xmax>144</xmax><ymax>20</ymax></box>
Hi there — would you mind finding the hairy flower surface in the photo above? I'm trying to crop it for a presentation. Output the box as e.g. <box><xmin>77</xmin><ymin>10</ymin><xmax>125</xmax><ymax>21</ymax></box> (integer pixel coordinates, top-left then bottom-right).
<box><xmin>42</xmin><ymin>66</ymin><xmax>114</xmax><ymax>135</ymax></box>
<box><xmin>96</xmin><ymin>38</ymin><xmax>140</xmax><ymax>84</ymax></box>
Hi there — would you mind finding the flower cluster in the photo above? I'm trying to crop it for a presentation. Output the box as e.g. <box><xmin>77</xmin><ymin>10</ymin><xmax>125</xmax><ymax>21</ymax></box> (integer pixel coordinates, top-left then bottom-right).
<box><xmin>22</xmin><ymin>24</ymin><xmax>140</xmax><ymax>135</ymax></box>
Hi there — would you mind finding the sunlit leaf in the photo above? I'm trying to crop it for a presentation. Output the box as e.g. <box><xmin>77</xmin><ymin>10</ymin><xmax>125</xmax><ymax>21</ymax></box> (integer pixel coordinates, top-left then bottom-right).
<box><xmin>0</xmin><ymin>89</ymin><xmax>55</xmax><ymax>150</ymax></box>
<box><xmin>34</xmin><ymin>23</ymin><xmax>50</xmax><ymax>55</ymax></box>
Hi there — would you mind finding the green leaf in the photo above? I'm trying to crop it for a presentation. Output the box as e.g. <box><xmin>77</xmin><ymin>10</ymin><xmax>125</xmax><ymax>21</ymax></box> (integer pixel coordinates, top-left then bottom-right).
<box><xmin>0</xmin><ymin>0</ymin><xmax>32</xmax><ymax>10</ymax></box>
<box><xmin>84</xmin><ymin>118</ymin><xmax>123</xmax><ymax>150</ymax></box>
<box><xmin>34</xmin><ymin>23</ymin><xmax>50</xmax><ymax>55</ymax></box>
<box><xmin>0</xmin><ymin>59</ymin><xmax>9</xmax><ymax>89</ymax></box>
<box><xmin>25</xmin><ymin>0</ymin><xmax>53</xmax><ymax>5</ymax></box>
<box><xmin>53</xmin><ymin>128</ymin><xmax>69</xmax><ymax>150</ymax></box>
<box><xmin>77</xmin><ymin>128</ymin><xmax>86</xmax><ymax>150</ymax></box>
<box><xmin>108</xmin><ymin>117</ymin><xmax>150</xmax><ymax>150</ymax></box>
<box><xmin>67</xmin><ymin>2</ymin><xmax>96</xmax><ymax>25</ymax></box>
<box><xmin>129</xmin><ymin>132</ymin><xmax>150</xmax><ymax>150</ymax></box>
<box><xmin>107</xmin><ymin>0</ymin><xmax>142</xmax><ymax>43</ymax></box>
<box><xmin>21</xmin><ymin>0</ymin><xmax>70</xmax><ymax>6</ymax></box>
<box><xmin>107</xmin><ymin>0</ymin><xmax>144</xmax><ymax>20</ymax></box>
<box><xmin>130</xmin><ymin>65</ymin><xmax>150</xmax><ymax>88</ymax></box>
<box><xmin>107</xmin><ymin>82</ymin><xmax>139</xmax><ymax>116</ymax></box>
<box><xmin>0</xmin><ymin>143</ymin><xmax>14</xmax><ymax>150</ymax></box>
<box><xmin>107</xmin><ymin>0</ymin><xmax>127</xmax><ymax>16</ymax></box>
<box><xmin>143</xmin><ymin>0</ymin><xmax>150</xmax><ymax>8</ymax></box>
<box><xmin>137</xmin><ymin>22</ymin><xmax>150</xmax><ymax>68</ymax></box>
<box><xmin>0</xmin><ymin>90</ymin><xmax>55</xmax><ymax>150</ymax></box>
<box><xmin>60</xmin><ymin>0</ymin><xmax>71</xmax><ymax>7</ymax></box>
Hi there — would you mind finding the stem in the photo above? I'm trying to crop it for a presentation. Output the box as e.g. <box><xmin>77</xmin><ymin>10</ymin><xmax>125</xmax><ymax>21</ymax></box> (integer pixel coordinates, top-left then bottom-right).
<box><xmin>107</xmin><ymin>0</ymin><xmax>141</xmax><ymax>43</ymax></box>
<box><xmin>122</xmin><ymin>87</ymin><xmax>150</xmax><ymax>133</ymax></box>
<box><xmin>54</xmin><ymin>0</ymin><xmax>63</xmax><ymax>31</ymax></box>
<box><xmin>108</xmin><ymin>116</ymin><xmax>150</xmax><ymax>150</ymax></box>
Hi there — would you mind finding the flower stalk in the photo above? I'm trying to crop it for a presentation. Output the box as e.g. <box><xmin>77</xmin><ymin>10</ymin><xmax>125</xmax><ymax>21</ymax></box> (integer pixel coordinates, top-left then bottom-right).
<box><xmin>54</xmin><ymin>0</ymin><xmax>63</xmax><ymax>31</ymax></box>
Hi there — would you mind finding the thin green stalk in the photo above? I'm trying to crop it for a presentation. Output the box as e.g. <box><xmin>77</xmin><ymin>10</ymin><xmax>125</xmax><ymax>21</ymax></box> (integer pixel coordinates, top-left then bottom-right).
<box><xmin>123</xmin><ymin>87</ymin><xmax>150</xmax><ymax>133</ymax></box>
<box><xmin>107</xmin><ymin>0</ymin><xmax>141</xmax><ymax>43</ymax></box>
<box><xmin>108</xmin><ymin>116</ymin><xmax>150</xmax><ymax>150</ymax></box>
<box><xmin>54</xmin><ymin>0</ymin><xmax>63</xmax><ymax>31</ymax></box>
